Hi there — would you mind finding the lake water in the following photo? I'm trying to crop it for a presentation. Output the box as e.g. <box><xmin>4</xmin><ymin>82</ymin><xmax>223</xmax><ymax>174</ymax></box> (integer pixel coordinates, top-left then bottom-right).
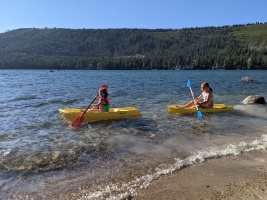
<box><xmin>0</xmin><ymin>70</ymin><xmax>267</xmax><ymax>199</ymax></box>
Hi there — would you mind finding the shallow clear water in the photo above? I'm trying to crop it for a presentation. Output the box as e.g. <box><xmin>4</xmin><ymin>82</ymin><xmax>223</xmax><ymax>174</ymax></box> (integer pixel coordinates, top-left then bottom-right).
<box><xmin>0</xmin><ymin>70</ymin><xmax>267</xmax><ymax>199</ymax></box>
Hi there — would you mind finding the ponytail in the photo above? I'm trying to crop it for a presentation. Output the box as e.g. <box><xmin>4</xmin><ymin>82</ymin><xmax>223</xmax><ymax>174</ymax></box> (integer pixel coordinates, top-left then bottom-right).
<box><xmin>209</xmin><ymin>87</ymin><xmax>213</xmax><ymax>92</ymax></box>
<box><xmin>202</xmin><ymin>82</ymin><xmax>212</xmax><ymax>92</ymax></box>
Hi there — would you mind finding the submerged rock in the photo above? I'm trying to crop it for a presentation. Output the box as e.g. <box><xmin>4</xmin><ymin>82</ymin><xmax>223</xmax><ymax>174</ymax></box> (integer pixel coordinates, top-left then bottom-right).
<box><xmin>241</xmin><ymin>95</ymin><xmax>266</xmax><ymax>104</ymax></box>
<box><xmin>242</xmin><ymin>77</ymin><xmax>253</xmax><ymax>82</ymax></box>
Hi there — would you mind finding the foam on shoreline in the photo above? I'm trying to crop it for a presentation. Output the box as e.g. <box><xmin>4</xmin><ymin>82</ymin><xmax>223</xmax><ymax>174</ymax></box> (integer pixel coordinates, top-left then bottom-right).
<box><xmin>80</xmin><ymin>134</ymin><xmax>267</xmax><ymax>199</ymax></box>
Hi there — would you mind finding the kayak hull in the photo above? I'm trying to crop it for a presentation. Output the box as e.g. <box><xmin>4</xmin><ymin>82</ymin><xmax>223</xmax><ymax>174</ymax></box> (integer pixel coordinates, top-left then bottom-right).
<box><xmin>168</xmin><ymin>104</ymin><xmax>234</xmax><ymax>114</ymax></box>
<box><xmin>59</xmin><ymin>107</ymin><xmax>142</xmax><ymax>122</ymax></box>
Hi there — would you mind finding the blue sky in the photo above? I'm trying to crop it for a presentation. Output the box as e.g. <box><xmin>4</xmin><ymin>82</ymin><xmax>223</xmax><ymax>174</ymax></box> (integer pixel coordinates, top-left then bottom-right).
<box><xmin>0</xmin><ymin>0</ymin><xmax>266</xmax><ymax>33</ymax></box>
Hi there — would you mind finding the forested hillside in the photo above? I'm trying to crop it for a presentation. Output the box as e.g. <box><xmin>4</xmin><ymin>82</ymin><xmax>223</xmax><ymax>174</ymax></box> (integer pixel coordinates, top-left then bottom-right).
<box><xmin>0</xmin><ymin>23</ymin><xmax>267</xmax><ymax>70</ymax></box>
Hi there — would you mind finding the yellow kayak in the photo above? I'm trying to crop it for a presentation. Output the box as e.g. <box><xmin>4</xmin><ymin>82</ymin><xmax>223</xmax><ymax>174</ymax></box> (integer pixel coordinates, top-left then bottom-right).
<box><xmin>59</xmin><ymin>107</ymin><xmax>142</xmax><ymax>122</ymax></box>
<box><xmin>168</xmin><ymin>104</ymin><xmax>234</xmax><ymax>114</ymax></box>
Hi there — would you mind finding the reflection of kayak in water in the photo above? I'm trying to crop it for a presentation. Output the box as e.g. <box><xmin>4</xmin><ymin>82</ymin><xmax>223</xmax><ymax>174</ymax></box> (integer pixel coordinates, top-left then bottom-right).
<box><xmin>59</xmin><ymin>107</ymin><xmax>142</xmax><ymax>122</ymax></box>
<box><xmin>168</xmin><ymin>104</ymin><xmax>234</xmax><ymax>114</ymax></box>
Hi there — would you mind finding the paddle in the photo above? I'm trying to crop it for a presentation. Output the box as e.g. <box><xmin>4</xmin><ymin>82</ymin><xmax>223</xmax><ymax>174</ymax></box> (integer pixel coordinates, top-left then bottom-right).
<box><xmin>186</xmin><ymin>79</ymin><xmax>203</xmax><ymax>119</ymax></box>
<box><xmin>70</xmin><ymin>84</ymin><xmax>108</xmax><ymax>127</ymax></box>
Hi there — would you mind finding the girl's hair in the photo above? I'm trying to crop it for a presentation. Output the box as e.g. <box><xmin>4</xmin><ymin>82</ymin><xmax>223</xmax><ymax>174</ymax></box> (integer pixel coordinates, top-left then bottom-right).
<box><xmin>100</xmin><ymin>88</ymin><xmax>108</xmax><ymax>98</ymax></box>
<box><xmin>202</xmin><ymin>82</ymin><xmax>213</xmax><ymax>92</ymax></box>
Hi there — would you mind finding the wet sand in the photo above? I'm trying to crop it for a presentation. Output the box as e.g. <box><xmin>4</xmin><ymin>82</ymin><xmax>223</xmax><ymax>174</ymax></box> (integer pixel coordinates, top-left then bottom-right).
<box><xmin>135</xmin><ymin>149</ymin><xmax>267</xmax><ymax>200</ymax></box>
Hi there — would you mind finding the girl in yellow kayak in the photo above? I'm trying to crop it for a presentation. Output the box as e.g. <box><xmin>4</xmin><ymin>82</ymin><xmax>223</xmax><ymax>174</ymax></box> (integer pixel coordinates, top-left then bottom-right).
<box><xmin>184</xmin><ymin>82</ymin><xmax>213</xmax><ymax>108</ymax></box>
<box><xmin>92</xmin><ymin>88</ymin><xmax>110</xmax><ymax>112</ymax></box>
<box><xmin>91</xmin><ymin>88</ymin><xmax>110</xmax><ymax>112</ymax></box>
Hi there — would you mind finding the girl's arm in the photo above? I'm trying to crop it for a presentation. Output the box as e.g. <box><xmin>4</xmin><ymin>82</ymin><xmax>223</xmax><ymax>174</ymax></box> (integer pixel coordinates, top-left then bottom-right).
<box><xmin>184</xmin><ymin>94</ymin><xmax>202</xmax><ymax>108</ymax></box>
<box><xmin>92</xmin><ymin>99</ymin><xmax>107</xmax><ymax>106</ymax></box>
<box><xmin>99</xmin><ymin>99</ymin><xmax>107</xmax><ymax>105</ymax></box>
<box><xmin>195</xmin><ymin>95</ymin><xmax>203</xmax><ymax>102</ymax></box>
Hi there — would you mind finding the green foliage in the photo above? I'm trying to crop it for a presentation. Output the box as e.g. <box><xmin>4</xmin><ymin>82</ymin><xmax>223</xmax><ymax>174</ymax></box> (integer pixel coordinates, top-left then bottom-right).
<box><xmin>0</xmin><ymin>23</ymin><xmax>267</xmax><ymax>70</ymax></box>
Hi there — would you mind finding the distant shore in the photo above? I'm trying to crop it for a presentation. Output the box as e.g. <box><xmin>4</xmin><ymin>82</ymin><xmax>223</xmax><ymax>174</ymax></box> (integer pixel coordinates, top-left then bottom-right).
<box><xmin>1</xmin><ymin>24</ymin><xmax>267</xmax><ymax>70</ymax></box>
<box><xmin>134</xmin><ymin>149</ymin><xmax>267</xmax><ymax>200</ymax></box>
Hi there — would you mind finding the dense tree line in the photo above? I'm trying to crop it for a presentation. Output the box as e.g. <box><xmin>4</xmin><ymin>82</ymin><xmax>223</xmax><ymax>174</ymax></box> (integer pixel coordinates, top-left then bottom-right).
<box><xmin>0</xmin><ymin>23</ymin><xmax>267</xmax><ymax>70</ymax></box>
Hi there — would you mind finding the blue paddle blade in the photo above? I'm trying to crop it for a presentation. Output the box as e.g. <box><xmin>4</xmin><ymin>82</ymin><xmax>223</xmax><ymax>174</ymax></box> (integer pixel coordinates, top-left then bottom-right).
<box><xmin>187</xmin><ymin>79</ymin><xmax>191</xmax><ymax>88</ymax></box>
<box><xmin>197</xmin><ymin>110</ymin><xmax>203</xmax><ymax>118</ymax></box>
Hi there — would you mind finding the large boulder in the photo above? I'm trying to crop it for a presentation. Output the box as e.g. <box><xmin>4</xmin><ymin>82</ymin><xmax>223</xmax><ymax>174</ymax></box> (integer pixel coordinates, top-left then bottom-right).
<box><xmin>242</xmin><ymin>77</ymin><xmax>253</xmax><ymax>82</ymax></box>
<box><xmin>241</xmin><ymin>95</ymin><xmax>266</xmax><ymax>104</ymax></box>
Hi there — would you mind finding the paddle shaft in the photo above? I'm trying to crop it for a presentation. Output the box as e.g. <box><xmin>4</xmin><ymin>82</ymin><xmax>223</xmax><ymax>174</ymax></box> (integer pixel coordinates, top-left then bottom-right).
<box><xmin>81</xmin><ymin>95</ymin><xmax>98</xmax><ymax>116</ymax></box>
<box><xmin>187</xmin><ymin>79</ymin><xmax>203</xmax><ymax>118</ymax></box>
<box><xmin>189</xmin><ymin>87</ymin><xmax>200</xmax><ymax>110</ymax></box>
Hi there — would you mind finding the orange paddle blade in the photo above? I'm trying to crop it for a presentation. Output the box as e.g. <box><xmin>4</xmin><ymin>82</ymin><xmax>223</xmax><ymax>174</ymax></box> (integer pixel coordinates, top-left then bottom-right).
<box><xmin>70</xmin><ymin>115</ymin><xmax>84</xmax><ymax>127</ymax></box>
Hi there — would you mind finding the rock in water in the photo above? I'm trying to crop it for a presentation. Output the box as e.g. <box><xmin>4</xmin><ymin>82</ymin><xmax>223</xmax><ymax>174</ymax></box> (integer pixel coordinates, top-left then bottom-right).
<box><xmin>241</xmin><ymin>95</ymin><xmax>266</xmax><ymax>104</ymax></box>
<box><xmin>242</xmin><ymin>77</ymin><xmax>253</xmax><ymax>82</ymax></box>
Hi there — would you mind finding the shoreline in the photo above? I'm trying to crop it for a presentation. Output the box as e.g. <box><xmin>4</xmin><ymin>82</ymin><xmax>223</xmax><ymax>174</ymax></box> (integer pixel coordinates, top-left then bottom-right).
<box><xmin>134</xmin><ymin>149</ymin><xmax>267</xmax><ymax>200</ymax></box>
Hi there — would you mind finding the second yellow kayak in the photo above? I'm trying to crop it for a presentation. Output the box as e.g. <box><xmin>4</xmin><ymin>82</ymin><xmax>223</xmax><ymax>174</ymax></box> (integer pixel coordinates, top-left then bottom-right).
<box><xmin>168</xmin><ymin>104</ymin><xmax>234</xmax><ymax>114</ymax></box>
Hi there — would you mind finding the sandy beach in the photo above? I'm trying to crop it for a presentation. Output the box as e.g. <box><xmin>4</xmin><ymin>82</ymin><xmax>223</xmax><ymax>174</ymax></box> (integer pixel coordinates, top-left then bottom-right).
<box><xmin>135</xmin><ymin>149</ymin><xmax>267</xmax><ymax>200</ymax></box>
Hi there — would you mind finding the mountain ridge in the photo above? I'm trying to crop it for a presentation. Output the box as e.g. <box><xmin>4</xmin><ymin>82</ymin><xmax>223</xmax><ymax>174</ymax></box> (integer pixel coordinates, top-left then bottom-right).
<box><xmin>0</xmin><ymin>23</ymin><xmax>267</xmax><ymax>69</ymax></box>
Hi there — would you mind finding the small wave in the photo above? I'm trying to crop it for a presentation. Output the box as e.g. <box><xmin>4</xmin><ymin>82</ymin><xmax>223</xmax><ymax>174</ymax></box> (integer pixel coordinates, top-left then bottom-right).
<box><xmin>11</xmin><ymin>95</ymin><xmax>37</xmax><ymax>101</ymax></box>
<box><xmin>48</xmin><ymin>98</ymin><xmax>81</xmax><ymax>105</ymax></box>
<box><xmin>81</xmin><ymin>134</ymin><xmax>267</xmax><ymax>200</ymax></box>
<box><xmin>27</xmin><ymin>99</ymin><xmax>82</xmax><ymax>108</ymax></box>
